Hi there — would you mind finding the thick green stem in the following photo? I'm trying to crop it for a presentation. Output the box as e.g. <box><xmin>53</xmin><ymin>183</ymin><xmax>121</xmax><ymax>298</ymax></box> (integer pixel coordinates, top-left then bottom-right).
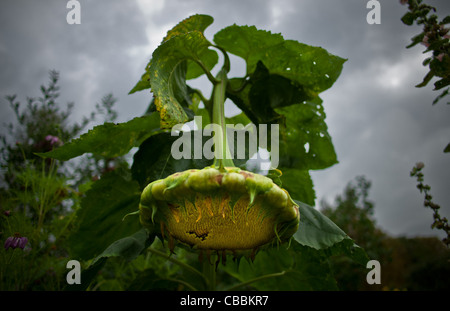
<box><xmin>202</xmin><ymin>256</ymin><xmax>217</xmax><ymax>291</ymax></box>
<box><xmin>212</xmin><ymin>68</ymin><xmax>234</xmax><ymax>169</ymax></box>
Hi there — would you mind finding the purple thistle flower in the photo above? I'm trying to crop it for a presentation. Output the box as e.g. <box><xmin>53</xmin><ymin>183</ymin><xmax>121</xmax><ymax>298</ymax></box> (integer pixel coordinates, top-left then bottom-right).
<box><xmin>4</xmin><ymin>236</ymin><xmax>14</xmax><ymax>250</ymax></box>
<box><xmin>45</xmin><ymin>135</ymin><xmax>62</xmax><ymax>147</ymax></box>
<box><xmin>18</xmin><ymin>237</ymin><xmax>28</xmax><ymax>249</ymax></box>
<box><xmin>11</xmin><ymin>237</ymin><xmax>20</xmax><ymax>248</ymax></box>
<box><xmin>4</xmin><ymin>235</ymin><xmax>29</xmax><ymax>250</ymax></box>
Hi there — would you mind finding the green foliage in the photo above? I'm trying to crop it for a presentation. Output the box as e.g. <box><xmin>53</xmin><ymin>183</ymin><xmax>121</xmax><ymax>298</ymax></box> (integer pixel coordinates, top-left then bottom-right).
<box><xmin>223</xmin><ymin>241</ymin><xmax>339</xmax><ymax>291</ymax></box>
<box><xmin>0</xmin><ymin>71</ymin><xmax>127</xmax><ymax>290</ymax></box>
<box><xmin>67</xmin><ymin>168</ymin><xmax>142</xmax><ymax>261</ymax></box>
<box><xmin>10</xmin><ymin>14</ymin><xmax>368</xmax><ymax>291</ymax></box>
<box><xmin>214</xmin><ymin>25</ymin><xmax>346</xmax><ymax>95</ymax></box>
<box><xmin>0</xmin><ymin>159</ymin><xmax>78</xmax><ymax>290</ymax></box>
<box><xmin>279</xmin><ymin>169</ymin><xmax>315</xmax><ymax>206</ymax></box>
<box><xmin>276</xmin><ymin>97</ymin><xmax>337</xmax><ymax>171</ymax></box>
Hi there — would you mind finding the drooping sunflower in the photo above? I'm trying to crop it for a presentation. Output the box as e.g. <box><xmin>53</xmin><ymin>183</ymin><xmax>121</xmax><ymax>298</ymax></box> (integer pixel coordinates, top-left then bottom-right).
<box><xmin>139</xmin><ymin>166</ymin><xmax>300</xmax><ymax>259</ymax></box>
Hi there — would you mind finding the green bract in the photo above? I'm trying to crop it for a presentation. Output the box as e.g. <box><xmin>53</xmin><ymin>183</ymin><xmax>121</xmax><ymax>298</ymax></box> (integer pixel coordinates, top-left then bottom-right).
<box><xmin>139</xmin><ymin>166</ymin><xmax>300</xmax><ymax>257</ymax></box>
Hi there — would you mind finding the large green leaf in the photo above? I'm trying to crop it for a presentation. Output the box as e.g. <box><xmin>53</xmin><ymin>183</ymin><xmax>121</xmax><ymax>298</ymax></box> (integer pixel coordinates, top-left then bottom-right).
<box><xmin>280</xmin><ymin>168</ymin><xmax>315</xmax><ymax>206</ymax></box>
<box><xmin>150</xmin><ymin>31</ymin><xmax>217</xmax><ymax>128</ymax></box>
<box><xmin>294</xmin><ymin>199</ymin><xmax>348</xmax><ymax>250</ymax></box>
<box><xmin>227</xmin><ymin>61</ymin><xmax>312</xmax><ymax>125</ymax></box>
<box><xmin>214</xmin><ymin>24</ymin><xmax>346</xmax><ymax>96</ymax></box>
<box><xmin>162</xmin><ymin>14</ymin><xmax>217</xmax><ymax>80</ymax></box>
<box><xmin>37</xmin><ymin>113</ymin><xmax>160</xmax><ymax>161</ymax></box>
<box><xmin>227</xmin><ymin>68</ymin><xmax>337</xmax><ymax>172</ymax></box>
<box><xmin>294</xmin><ymin>199</ymin><xmax>369</xmax><ymax>265</ymax></box>
<box><xmin>249</xmin><ymin>61</ymin><xmax>313</xmax><ymax>110</ymax></box>
<box><xmin>128</xmin><ymin>68</ymin><xmax>151</xmax><ymax>95</ymax></box>
<box><xmin>68</xmin><ymin>169</ymin><xmax>143</xmax><ymax>260</ymax></box>
<box><xmin>162</xmin><ymin>14</ymin><xmax>214</xmax><ymax>42</ymax></box>
<box><xmin>214</xmin><ymin>25</ymin><xmax>284</xmax><ymax>66</ymax></box>
<box><xmin>226</xmin><ymin>77</ymin><xmax>258</xmax><ymax>124</ymax></box>
<box><xmin>228</xmin><ymin>94</ymin><xmax>337</xmax><ymax>172</ymax></box>
<box><xmin>90</xmin><ymin>228</ymin><xmax>154</xmax><ymax>265</ymax></box>
<box><xmin>276</xmin><ymin>97</ymin><xmax>338</xmax><ymax>170</ymax></box>
<box><xmin>66</xmin><ymin>228</ymin><xmax>154</xmax><ymax>291</ymax></box>
<box><xmin>129</xmin><ymin>14</ymin><xmax>217</xmax><ymax>94</ymax></box>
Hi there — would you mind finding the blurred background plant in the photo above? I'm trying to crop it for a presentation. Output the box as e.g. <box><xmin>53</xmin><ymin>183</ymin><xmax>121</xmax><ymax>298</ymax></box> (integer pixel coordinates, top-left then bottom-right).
<box><xmin>399</xmin><ymin>0</ymin><xmax>450</xmax><ymax>259</ymax></box>
<box><xmin>400</xmin><ymin>0</ymin><xmax>450</xmax><ymax>153</ymax></box>
<box><xmin>0</xmin><ymin>70</ymin><xmax>127</xmax><ymax>290</ymax></box>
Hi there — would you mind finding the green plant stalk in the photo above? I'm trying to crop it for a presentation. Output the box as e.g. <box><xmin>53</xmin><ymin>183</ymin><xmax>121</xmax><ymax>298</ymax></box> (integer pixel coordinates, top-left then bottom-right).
<box><xmin>36</xmin><ymin>159</ymin><xmax>59</xmax><ymax>233</ymax></box>
<box><xmin>212</xmin><ymin>68</ymin><xmax>234</xmax><ymax>169</ymax></box>
<box><xmin>202</xmin><ymin>254</ymin><xmax>217</xmax><ymax>291</ymax></box>
<box><xmin>146</xmin><ymin>246</ymin><xmax>208</xmax><ymax>287</ymax></box>
<box><xmin>37</xmin><ymin>162</ymin><xmax>49</xmax><ymax>231</ymax></box>
<box><xmin>225</xmin><ymin>271</ymin><xmax>287</xmax><ymax>291</ymax></box>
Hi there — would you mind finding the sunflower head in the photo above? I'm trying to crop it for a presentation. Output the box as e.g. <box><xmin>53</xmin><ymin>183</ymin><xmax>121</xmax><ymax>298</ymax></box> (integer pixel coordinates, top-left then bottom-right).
<box><xmin>139</xmin><ymin>166</ymin><xmax>299</xmax><ymax>259</ymax></box>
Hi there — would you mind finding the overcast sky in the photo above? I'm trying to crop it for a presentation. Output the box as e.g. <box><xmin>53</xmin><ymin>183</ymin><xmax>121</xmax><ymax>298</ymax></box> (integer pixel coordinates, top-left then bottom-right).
<box><xmin>1</xmin><ymin>0</ymin><xmax>449</xmax><ymax>240</ymax></box>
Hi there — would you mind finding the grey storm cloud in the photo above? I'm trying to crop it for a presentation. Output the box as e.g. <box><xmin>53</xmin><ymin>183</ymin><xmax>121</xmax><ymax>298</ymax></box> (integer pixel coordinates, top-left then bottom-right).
<box><xmin>0</xmin><ymin>0</ymin><xmax>449</xmax><ymax>239</ymax></box>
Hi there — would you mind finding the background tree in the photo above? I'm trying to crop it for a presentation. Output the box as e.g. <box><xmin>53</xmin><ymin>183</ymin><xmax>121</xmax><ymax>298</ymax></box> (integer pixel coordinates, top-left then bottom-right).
<box><xmin>320</xmin><ymin>176</ymin><xmax>387</xmax><ymax>290</ymax></box>
<box><xmin>321</xmin><ymin>176</ymin><xmax>450</xmax><ymax>290</ymax></box>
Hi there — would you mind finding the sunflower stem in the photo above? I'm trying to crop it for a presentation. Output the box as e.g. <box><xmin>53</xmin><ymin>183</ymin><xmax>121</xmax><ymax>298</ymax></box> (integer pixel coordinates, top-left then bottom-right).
<box><xmin>202</xmin><ymin>255</ymin><xmax>217</xmax><ymax>291</ymax></box>
<box><xmin>211</xmin><ymin>68</ymin><xmax>234</xmax><ymax>169</ymax></box>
